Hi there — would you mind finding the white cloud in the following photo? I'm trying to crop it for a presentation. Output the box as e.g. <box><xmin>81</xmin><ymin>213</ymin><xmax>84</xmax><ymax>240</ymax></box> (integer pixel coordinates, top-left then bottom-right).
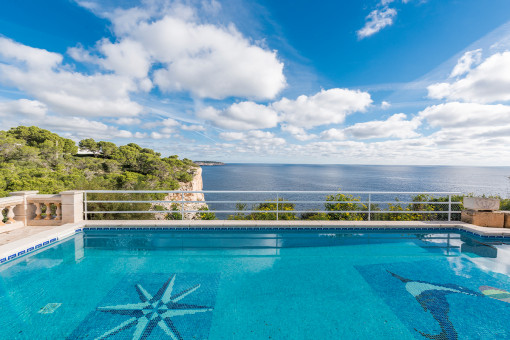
<box><xmin>149</xmin><ymin>18</ymin><xmax>286</xmax><ymax>99</ymax></box>
<box><xmin>143</xmin><ymin>117</ymin><xmax>180</xmax><ymax>129</ymax></box>
<box><xmin>280</xmin><ymin>124</ymin><xmax>317</xmax><ymax>141</ymax></box>
<box><xmin>428</xmin><ymin>51</ymin><xmax>510</xmax><ymax>103</ymax></box>
<box><xmin>320</xmin><ymin>128</ymin><xmax>346</xmax><ymax>140</ymax></box>
<box><xmin>449</xmin><ymin>49</ymin><xmax>482</xmax><ymax>78</ymax></box>
<box><xmin>114</xmin><ymin>117</ymin><xmax>141</xmax><ymax>125</ymax></box>
<box><xmin>418</xmin><ymin>102</ymin><xmax>510</xmax><ymax>128</ymax></box>
<box><xmin>0</xmin><ymin>37</ymin><xmax>62</xmax><ymax>70</ymax></box>
<box><xmin>0</xmin><ymin>37</ymin><xmax>143</xmax><ymax>118</ymax></box>
<box><xmin>357</xmin><ymin>6</ymin><xmax>397</xmax><ymax>39</ymax></box>
<box><xmin>181</xmin><ymin>124</ymin><xmax>206</xmax><ymax>131</ymax></box>
<box><xmin>43</xmin><ymin>116</ymin><xmax>134</xmax><ymax>139</ymax></box>
<box><xmin>161</xmin><ymin>118</ymin><xmax>180</xmax><ymax>127</ymax></box>
<box><xmin>0</xmin><ymin>99</ymin><xmax>47</xmax><ymax>117</ymax></box>
<box><xmin>274</xmin><ymin>88</ymin><xmax>372</xmax><ymax>128</ymax></box>
<box><xmin>74</xmin><ymin>5</ymin><xmax>286</xmax><ymax>100</ymax></box>
<box><xmin>69</xmin><ymin>39</ymin><xmax>153</xmax><ymax>88</ymax></box>
<box><xmin>76</xmin><ymin>1</ymin><xmax>99</xmax><ymax>11</ymax></box>
<box><xmin>343</xmin><ymin>113</ymin><xmax>420</xmax><ymax>139</ymax></box>
<box><xmin>219</xmin><ymin>130</ymin><xmax>285</xmax><ymax>145</ymax></box>
<box><xmin>218</xmin><ymin>130</ymin><xmax>286</xmax><ymax>155</ymax></box>
<box><xmin>201</xmin><ymin>0</ymin><xmax>221</xmax><ymax>14</ymax></box>
<box><xmin>381</xmin><ymin>101</ymin><xmax>391</xmax><ymax>109</ymax></box>
<box><xmin>99</xmin><ymin>39</ymin><xmax>152</xmax><ymax>80</ymax></box>
<box><xmin>197</xmin><ymin>88</ymin><xmax>371</xmax><ymax>131</ymax></box>
<box><xmin>134</xmin><ymin>131</ymin><xmax>147</xmax><ymax>138</ymax></box>
<box><xmin>150</xmin><ymin>131</ymin><xmax>171</xmax><ymax>139</ymax></box>
<box><xmin>319</xmin><ymin>113</ymin><xmax>420</xmax><ymax>140</ymax></box>
<box><xmin>198</xmin><ymin>102</ymin><xmax>279</xmax><ymax>130</ymax></box>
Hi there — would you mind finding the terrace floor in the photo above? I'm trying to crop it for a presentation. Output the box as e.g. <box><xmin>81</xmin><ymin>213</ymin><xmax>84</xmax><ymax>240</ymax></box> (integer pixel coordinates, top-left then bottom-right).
<box><xmin>0</xmin><ymin>225</ymin><xmax>57</xmax><ymax>246</ymax></box>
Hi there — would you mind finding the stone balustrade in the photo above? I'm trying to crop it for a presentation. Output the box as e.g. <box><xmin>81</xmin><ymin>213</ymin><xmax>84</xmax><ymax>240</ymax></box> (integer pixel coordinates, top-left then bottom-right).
<box><xmin>27</xmin><ymin>194</ymin><xmax>62</xmax><ymax>225</ymax></box>
<box><xmin>0</xmin><ymin>191</ymin><xmax>84</xmax><ymax>229</ymax></box>
<box><xmin>0</xmin><ymin>196</ymin><xmax>24</xmax><ymax>226</ymax></box>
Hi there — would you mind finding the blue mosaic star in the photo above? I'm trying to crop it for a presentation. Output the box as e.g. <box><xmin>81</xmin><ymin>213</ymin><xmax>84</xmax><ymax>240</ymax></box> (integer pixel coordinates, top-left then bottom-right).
<box><xmin>96</xmin><ymin>274</ymin><xmax>213</xmax><ymax>340</ymax></box>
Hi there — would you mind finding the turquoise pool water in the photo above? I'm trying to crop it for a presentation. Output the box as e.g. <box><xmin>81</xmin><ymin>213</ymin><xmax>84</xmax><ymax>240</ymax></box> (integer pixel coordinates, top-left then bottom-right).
<box><xmin>1</xmin><ymin>229</ymin><xmax>510</xmax><ymax>339</ymax></box>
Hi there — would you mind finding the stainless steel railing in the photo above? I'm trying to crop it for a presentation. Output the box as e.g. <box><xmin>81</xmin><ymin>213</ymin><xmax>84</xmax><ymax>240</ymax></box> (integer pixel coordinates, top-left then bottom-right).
<box><xmin>82</xmin><ymin>190</ymin><xmax>463</xmax><ymax>221</ymax></box>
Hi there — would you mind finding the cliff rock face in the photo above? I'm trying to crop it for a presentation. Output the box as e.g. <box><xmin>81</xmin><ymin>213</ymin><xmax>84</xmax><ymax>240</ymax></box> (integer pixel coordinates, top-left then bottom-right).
<box><xmin>171</xmin><ymin>167</ymin><xmax>205</xmax><ymax>202</ymax></box>
<box><xmin>160</xmin><ymin>167</ymin><xmax>208</xmax><ymax>220</ymax></box>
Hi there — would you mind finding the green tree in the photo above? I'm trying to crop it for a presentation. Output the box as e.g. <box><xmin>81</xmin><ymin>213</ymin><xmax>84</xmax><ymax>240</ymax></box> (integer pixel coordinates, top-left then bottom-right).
<box><xmin>79</xmin><ymin>138</ymin><xmax>100</xmax><ymax>156</ymax></box>
<box><xmin>97</xmin><ymin>141</ymin><xmax>117</xmax><ymax>158</ymax></box>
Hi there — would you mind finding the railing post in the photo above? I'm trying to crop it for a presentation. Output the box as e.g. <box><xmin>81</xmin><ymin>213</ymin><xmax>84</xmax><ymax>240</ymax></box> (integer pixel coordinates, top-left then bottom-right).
<box><xmin>55</xmin><ymin>202</ymin><xmax>62</xmax><ymax>220</ymax></box>
<box><xmin>44</xmin><ymin>203</ymin><xmax>52</xmax><ymax>220</ymax></box>
<box><xmin>6</xmin><ymin>206</ymin><xmax>16</xmax><ymax>224</ymax></box>
<box><xmin>448</xmin><ymin>194</ymin><xmax>452</xmax><ymax>222</ymax></box>
<box><xmin>84</xmin><ymin>192</ymin><xmax>88</xmax><ymax>221</ymax></box>
<box><xmin>181</xmin><ymin>192</ymin><xmax>184</xmax><ymax>220</ymax></box>
<box><xmin>60</xmin><ymin>191</ymin><xmax>84</xmax><ymax>224</ymax></box>
<box><xmin>34</xmin><ymin>203</ymin><xmax>42</xmax><ymax>220</ymax></box>
<box><xmin>368</xmin><ymin>194</ymin><xmax>371</xmax><ymax>221</ymax></box>
<box><xmin>9</xmin><ymin>191</ymin><xmax>38</xmax><ymax>225</ymax></box>
<box><xmin>276</xmin><ymin>192</ymin><xmax>279</xmax><ymax>221</ymax></box>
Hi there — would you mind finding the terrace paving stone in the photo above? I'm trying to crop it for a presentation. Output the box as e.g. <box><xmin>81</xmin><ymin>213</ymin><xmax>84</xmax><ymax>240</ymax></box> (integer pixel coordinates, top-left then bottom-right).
<box><xmin>0</xmin><ymin>225</ymin><xmax>57</xmax><ymax>246</ymax></box>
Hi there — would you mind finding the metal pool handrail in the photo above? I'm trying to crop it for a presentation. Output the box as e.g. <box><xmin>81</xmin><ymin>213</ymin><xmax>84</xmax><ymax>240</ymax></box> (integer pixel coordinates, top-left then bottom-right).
<box><xmin>82</xmin><ymin>190</ymin><xmax>463</xmax><ymax>221</ymax></box>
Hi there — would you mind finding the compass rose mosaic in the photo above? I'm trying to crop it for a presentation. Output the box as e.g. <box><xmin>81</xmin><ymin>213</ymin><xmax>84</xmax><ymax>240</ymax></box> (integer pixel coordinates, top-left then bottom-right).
<box><xmin>69</xmin><ymin>273</ymin><xmax>220</xmax><ymax>339</ymax></box>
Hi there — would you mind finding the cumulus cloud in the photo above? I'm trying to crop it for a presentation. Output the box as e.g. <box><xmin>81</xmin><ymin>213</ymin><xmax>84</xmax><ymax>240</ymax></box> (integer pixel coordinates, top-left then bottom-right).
<box><xmin>357</xmin><ymin>6</ymin><xmax>397</xmax><ymax>39</ymax></box>
<box><xmin>320</xmin><ymin>113</ymin><xmax>420</xmax><ymax>140</ymax></box>
<box><xmin>343</xmin><ymin>113</ymin><xmax>420</xmax><ymax>139</ymax></box>
<box><xmin>418</xmin><ymin>102</ymin><xmax>510</xmax><ymax>128</ymax></box>
<box><xmin>320</xmin><ymin>128</ymin><xmax>346</xmax><ymax>140</ymax></box>
<box><xmin>0</xmin><ymin>37</ymin><xmax>143</xmax><ymax>117</ymax></box>
<box><xmin>43</xmin><ymin>116</ymin><xmax>135</xmax><ymax>139</ymax></box>
<box><xmin>0</xmin><ymin>99</ymin><xmax>47</xmax><ymax>117</ymax></box>
<box><xmin>428</xmin><ymin>51</ymin><xmax>510</xmax><ymax>103</ymax></box>
<box><xmin>449</xmin><ymin>49</ymin><xmax>482</xmax><ymax>78</ymax></box>
<box><xmin>113</xmin><ymin>117</ymin><xmax>141</xmax><ymax>125</ymax></box>
<box><xmin>150</xmin><ymin>131</ymin><xmax>171</xmax><ymax>139</ymax></box>
<box><xmin>280</xmin><ymin>124</ymin><xmax>317</xmax><ymax>141</ymax></box>
<box><xmin>141</xmin><ymin>117</ymin><xmax>206</xmax><ymax>138</ymax></box>
<box><xmin>219</xmin><ymin>130</ymin><xmax>286</xmax><ymax>154</ymax></box>
<box><xmin>73</xmin><ymin>4</ymin><xmax>286</xmax><ymax>100</ymax></box>
<box><xmin>357</xmin><ymin>0</ymin><xmax>416</xmax><ymax>39</ymax></box>
<box><xmin>0</xmin><ymin>37</ymin><xmax>62</xmax><ymax>70</ymax></box>
<box><xmin>197</xmin><ymin>88</ymin><xmax>371</xmax><ymax>131</ymax></box>
<box><xmin>198</xmin><ymin>102</ymin><xmax>279</xmax><ymax>130</ymax></box>
<box><xmin>219</xmin><ymin>130</ymin><xmax>285</xmax><ymax>144</ymax></box>
<box><xmin>274</xmin><ymin>88</ymin><xmax>372</xmax><ymax>128</ymax></box>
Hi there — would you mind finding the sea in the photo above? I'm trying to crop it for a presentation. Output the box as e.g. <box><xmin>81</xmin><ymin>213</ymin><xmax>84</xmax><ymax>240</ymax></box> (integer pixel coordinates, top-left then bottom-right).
<box><xmin>202</xmin><ymin>164</ymin><xmax>510</xmax><ymax>197</ymax></box>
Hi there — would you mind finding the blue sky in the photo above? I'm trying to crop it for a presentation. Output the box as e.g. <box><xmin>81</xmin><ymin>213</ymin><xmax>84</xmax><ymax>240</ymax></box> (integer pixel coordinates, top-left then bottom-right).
<box><xmin>1</xmin><ymin>0</ymin><xmax>510</xmax><ymax>165</ymax></box>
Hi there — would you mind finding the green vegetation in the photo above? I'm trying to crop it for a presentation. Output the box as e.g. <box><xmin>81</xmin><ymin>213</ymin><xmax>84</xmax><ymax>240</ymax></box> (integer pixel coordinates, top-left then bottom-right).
<box><xmin>229</xmin><ymin>199</ymin><xmax>297</xmax><ymax>220</ymax></box>
<box><xmin>228</xmin><ymin>193</ymin><xmax>465</xmax><ymax>221</ymax></box>
<box><xmin>0</xmin><ymin>125</ymin><xmax>204</xmax><ymax>219</ymax></box>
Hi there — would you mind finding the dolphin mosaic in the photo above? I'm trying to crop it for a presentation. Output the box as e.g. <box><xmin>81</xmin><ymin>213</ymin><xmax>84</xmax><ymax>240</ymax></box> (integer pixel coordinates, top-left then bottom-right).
<box><xmin>479</xmin><ymin>285</ymin><xmax>510</xmax><ymax>303</ymax></box>
<box><xmin>388</xmin><ymin>271</ymin><xmax>483</xmax><ymax>340</ymax></box>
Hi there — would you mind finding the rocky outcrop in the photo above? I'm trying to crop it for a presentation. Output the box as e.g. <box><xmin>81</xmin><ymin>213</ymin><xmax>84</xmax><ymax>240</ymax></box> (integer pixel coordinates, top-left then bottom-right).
<box><xmin>170</xmin><ymin>167</ymin><xmax>205</xmax><ymax>202</ymax></box>
<box><xmin>155</xmin><ymin>167</ymin><xmax>208</xmax><ymax>220</ymax></box>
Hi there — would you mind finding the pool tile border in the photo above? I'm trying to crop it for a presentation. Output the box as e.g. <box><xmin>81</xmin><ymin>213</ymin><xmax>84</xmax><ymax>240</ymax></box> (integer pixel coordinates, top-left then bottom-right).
<box><xmin>1</xmin><ymin>221</ymin><xmax>510</xmax><ymax>265</ymax></box>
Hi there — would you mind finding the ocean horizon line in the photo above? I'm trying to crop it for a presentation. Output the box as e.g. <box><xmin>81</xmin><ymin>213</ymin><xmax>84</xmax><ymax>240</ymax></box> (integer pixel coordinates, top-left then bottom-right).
<box><xmin>207</xmin><ymin>163</ymin><xmax>510</xmax><ymax>168</ymax></box>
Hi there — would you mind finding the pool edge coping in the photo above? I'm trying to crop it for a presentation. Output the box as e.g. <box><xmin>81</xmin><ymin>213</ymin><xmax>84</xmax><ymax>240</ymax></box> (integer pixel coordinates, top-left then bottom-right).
<box><xmin>1</xmin><ymin>220</ymin><xmax>510</xmax><ymax>265</ymax></box>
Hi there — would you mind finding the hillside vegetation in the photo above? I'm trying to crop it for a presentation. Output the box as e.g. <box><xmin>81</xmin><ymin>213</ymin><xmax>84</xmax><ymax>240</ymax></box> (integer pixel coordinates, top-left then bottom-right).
<box><xmin>0</xmin><ymin>126</ymin><xmax>196</xmax><ymax>197</ymax></box>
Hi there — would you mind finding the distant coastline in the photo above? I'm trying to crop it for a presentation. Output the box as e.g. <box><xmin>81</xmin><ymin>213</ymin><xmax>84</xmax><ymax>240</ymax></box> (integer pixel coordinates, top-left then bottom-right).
<box><xmin>194</xmin><ymin>161</ymin><xmax>225</xmax><ymax>166</ymax></box>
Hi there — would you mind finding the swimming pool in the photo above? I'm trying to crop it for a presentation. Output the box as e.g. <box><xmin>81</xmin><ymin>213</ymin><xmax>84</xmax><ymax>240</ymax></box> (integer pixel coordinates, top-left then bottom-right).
<box><xmin>1</xmin><ymin>229</ymin><xmax>510</xmax><ymax>339</ymax></box>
